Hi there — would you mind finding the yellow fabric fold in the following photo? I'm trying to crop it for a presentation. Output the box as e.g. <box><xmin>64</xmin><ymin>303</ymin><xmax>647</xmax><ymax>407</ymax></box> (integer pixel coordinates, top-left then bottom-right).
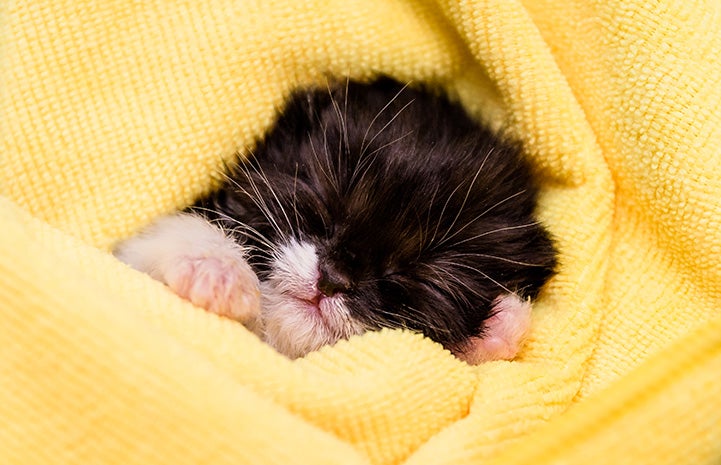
<box><xmin>2</xmin><ymin>1</ymin><xmax>720</xmax><ymax>463</ymax></box>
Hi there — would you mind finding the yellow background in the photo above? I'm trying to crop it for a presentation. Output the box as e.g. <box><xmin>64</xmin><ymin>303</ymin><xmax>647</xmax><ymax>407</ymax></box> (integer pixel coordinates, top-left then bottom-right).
<box><xmin>2</xmin><ymin>1</ymin><xmax>720</xmax><ymax>463</ymax></box>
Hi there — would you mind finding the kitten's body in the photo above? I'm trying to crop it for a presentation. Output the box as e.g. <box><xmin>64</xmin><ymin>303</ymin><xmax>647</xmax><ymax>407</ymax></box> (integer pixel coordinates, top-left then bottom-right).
<box><xmin>115</xmin><ymin>78</ymin><xmax>557</xmax><ymax>362</ymax></box>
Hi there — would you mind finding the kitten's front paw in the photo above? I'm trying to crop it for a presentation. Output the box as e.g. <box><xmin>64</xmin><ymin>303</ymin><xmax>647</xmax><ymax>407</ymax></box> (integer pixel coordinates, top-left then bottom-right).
<box><xmin>164</xmin><ymin>254</ymin><xmax>261</xmax><ymax>325</ymax></box>
<box><xmin>114</xmin><ymin>213</ymin><xmax>261</xmax><ymax>328</ymax></box>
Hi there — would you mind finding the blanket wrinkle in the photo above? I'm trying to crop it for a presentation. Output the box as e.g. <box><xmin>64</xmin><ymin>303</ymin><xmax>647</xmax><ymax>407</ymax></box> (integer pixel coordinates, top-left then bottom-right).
<box><xmin>2</xmin><ymin>1</ymin><xmax>721</xmax><ymax>464</ymax></box>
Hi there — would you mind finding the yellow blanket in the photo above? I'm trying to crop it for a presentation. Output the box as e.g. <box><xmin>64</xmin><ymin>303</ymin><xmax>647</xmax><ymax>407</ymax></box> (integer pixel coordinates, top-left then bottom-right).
<box><xmin>2</xmin><ymin>1</ymin><xmax>721</xmax><ymax>463</ymax></box>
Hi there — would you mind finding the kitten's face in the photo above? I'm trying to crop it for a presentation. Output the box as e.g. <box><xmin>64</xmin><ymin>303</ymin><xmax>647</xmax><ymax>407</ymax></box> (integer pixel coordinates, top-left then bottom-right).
<box><xmin>202</xmin><ymin>79</ymin><xmax>556</xmax><ymax>358</ymax></box>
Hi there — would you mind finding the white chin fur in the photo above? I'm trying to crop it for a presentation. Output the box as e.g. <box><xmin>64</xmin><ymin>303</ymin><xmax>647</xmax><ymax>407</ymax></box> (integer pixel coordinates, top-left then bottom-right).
<box><xmin>260</xmin><ymin>239</ymin><xmax>365</xmax><ymax>359</ymax></box>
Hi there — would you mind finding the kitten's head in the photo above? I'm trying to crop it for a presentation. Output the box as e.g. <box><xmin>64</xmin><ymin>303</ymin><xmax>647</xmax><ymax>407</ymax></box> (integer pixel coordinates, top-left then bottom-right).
<box><xmin>202</xmin><ymin>78</ymin><xmax>557</xmax><ymax>359</ymax></box>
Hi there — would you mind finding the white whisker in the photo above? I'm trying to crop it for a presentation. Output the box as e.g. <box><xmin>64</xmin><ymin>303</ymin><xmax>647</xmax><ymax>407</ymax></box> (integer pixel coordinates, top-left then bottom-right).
<box><xmin>438</xmin><ymin>147</ymin><xmax>494</xmax><ymax>244</ymax></box>
<box><xmin>360</xmin><ymin>98</ymin><xmax>415</xmax><ymax>159</ymax></box>
<box><xmin>444</xmin><ymin>251</ymin><xmax>545</xmax><ymax>267</ymax></box>
<box><xmin>436</xmin><ymin>259</ymin><xmax>514</xmax><ymax>295</ymax></box>
<box><xmin>223</xmin><ymin>166</ymin><xmax>286</xmax><ymax>241</ymax></box>
<box><xmin>326</xmin><ymin>81</ymin><xmax>348</xmax><ymax>178</ymax></box>
<box><xmin>359</xmin><ymin>81</ymin><xmax>411</xmax><ymax>156</ymax></box>
<box><xmin>308</xmin><ymin>130</ymin><xmax>339</xmax><ymax>193</ymax></box>
<box><xmin>246</xmin><ymin>156</ymin><xmax>294</xmax><ymax>233</ymax></box>
<box><xmin>192</xmin><ymin>206</ymin><xmax>280</xmax><ymax>253</ymax></box>
<box><xmin>419</xmin><ymin>262</ymin><xmax>489</xmax><ymax>304</ymax></box>
<box><xmin>430</xmin><ymin>179</ymin><xmax>465</xmax><ymax>246</ymax></box>
<box><xmin>349</xmin><ymin>130</ymin><xmax>414</xmax><ymax>188</ymax></box>
<box><xmin>436</xmin><ymin>190</ymin><xmax>528</xmax><ymax>248</ymax></box>
<box><xmin>292</xmin><ymin>163</ymin><xmax>301</xmax><ymax>233</ymax></box>
<box><xmin>448</xmin><ymin>222</ymin><xmax>540</xmax><ymax>248</ymax></box>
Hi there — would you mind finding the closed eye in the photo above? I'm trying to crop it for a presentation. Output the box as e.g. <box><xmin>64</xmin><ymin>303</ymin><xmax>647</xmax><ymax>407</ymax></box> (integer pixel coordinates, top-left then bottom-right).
<box><xmin>382</xmin><ymin>267</ymin><xmax>400</xmax><ymax>278</ymax></box>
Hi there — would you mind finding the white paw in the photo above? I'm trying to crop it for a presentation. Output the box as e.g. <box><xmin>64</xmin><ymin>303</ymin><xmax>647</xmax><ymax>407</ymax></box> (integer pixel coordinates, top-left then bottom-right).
<box><xmin>163</xmin><ymin>253</ymin><xmax>261</xmax><ymax>324</ymax></box>
<box><xmin>114</xmin><ymin>213</ymin><xmax>261</xmax><ymax>327</ymax></box>
<box><xmin>453</xmin><ymin>293</ymin><xmax>532</xmax><ymax>364</ymax></box>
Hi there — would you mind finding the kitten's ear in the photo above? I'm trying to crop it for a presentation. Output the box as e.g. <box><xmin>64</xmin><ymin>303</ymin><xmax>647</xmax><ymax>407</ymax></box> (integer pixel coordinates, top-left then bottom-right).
<box><xmin>452</xmin><ymin>294</ymin><xmax>532</xmax><ymax>365</ymax></box>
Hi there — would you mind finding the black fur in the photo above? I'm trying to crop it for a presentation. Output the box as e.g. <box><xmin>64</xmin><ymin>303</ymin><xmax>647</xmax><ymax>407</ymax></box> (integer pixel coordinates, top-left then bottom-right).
<box><xmin>194</xmin><ymin>77</ymin><xmax>557</xmax><ymax>350</ymax></box>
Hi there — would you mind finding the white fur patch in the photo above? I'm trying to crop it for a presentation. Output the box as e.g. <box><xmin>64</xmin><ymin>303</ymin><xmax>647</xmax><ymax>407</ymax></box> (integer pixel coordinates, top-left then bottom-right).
<box><xmin>115</xmin><ymin>219</ymin><xmax>365</xmax><ymax>358</ymax></box>
<box><xmin>260</xmin><ymin>239</ymin><xmax>366</xmax><ymax>358</ymax></box>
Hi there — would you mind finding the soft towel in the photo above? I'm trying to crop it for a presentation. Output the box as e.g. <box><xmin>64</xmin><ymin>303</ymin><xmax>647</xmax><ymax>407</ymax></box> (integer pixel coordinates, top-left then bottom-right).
<box><xmin>2</xmin><ymin>1</ymin><xmax>720</xmax><ymax>464</ymax></box>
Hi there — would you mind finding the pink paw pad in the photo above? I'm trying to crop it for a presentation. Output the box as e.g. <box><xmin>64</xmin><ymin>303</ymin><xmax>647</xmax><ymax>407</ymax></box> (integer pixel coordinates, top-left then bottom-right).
<box><xmin>163</xmin><ymin>255</ymin><xmax>261</xmax><ymax>326</ymax></box>
<box><xmin>453</xmin><ymin>293</ymin><xmax>532</xmax><ymax>365</ymax></box>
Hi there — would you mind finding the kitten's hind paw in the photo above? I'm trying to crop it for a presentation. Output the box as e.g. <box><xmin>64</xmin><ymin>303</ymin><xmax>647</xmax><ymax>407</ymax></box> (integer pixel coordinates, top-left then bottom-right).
<box><xmin>452</xmin><ymin>293</ymin><xmax>532</xmax><ymax>364</ymax></box>
<box><xmin>114</xmin><ymin>213</ymin><xmax>261</xmax><ymax>329</ymax></box>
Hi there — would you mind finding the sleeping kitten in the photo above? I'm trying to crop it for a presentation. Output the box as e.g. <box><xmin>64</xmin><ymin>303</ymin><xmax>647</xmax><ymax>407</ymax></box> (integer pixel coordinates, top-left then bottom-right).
<box><xmin>114</xmin><ymin>78</ymin><xmax>557</xmax><ymax>363</ymax></box>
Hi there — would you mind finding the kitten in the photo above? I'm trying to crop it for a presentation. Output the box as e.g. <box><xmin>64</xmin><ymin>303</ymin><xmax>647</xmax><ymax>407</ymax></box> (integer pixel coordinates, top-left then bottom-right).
<box><xmin>114</xmin><ymin>78</ymin><xmax>557</xmax><ymax>363</ymax></box>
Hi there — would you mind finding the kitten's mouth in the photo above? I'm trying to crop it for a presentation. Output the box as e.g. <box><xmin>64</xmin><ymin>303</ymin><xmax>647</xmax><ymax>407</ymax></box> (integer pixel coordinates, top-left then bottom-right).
<box><xmin>297</xmin><ymin>295</ymin><xmax>320</xmax><ymax>312</ymax></box>
<box><xmin>287</xmin><ymin>292</ymin><xmax>337</xmax><ymax>327</ymax></box>
<box><xmin>258</xmin><ymin>240</ymin><xmax>367</xmax><ymax>358</ymax></box>
<box><xmin>302</xmin><ymin>295</ymin><xmax>331</xmax><ymax>320</ymax></box>
<box><xmin>282</xmin><ymin>290</ymin><xmax>322</xmax><ymax>314</ymax></box>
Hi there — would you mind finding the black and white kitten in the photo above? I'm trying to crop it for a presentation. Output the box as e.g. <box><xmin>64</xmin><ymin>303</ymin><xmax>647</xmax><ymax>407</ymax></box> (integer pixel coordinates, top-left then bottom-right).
<box><xmin>115</xmin><ymin>78</ymin><xmax>557</xmax><ymax>363</ymax></box>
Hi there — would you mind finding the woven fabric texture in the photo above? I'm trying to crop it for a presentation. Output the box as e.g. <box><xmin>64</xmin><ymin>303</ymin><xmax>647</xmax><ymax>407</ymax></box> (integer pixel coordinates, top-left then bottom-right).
<box><xmin>2</xmin><ymin>1</ymin><xmax>721</xmax><ymax>464</ymax></box>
